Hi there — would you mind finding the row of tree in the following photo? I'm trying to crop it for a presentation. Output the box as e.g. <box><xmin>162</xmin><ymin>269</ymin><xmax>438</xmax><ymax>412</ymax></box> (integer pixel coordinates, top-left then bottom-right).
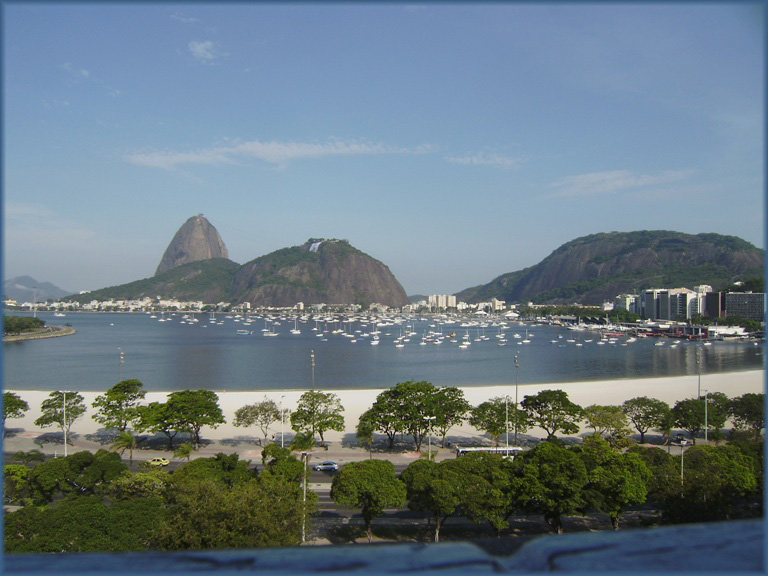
<box><xmin>4</xmin><ymin>380</ymin><xmax>764</xmax><ymax>452</ymax></box>
<box><xmin>4</xmin><ymin>448</ymin><xmax>313</xmax><ymax>552</ymax></box>
<box><xmin>3</xmin><ymin>316</ymin><xmax>45</xmax><ymax>336</ymax></box>
<box><xmin>5</xmin><ymin>430</ymin><xmax>762</xmax><ymax>552</ymax></box>
<box><xmin>331</xmin><ymin>434</ymin><xmax>761</xmax><ymax>543</ymax></box>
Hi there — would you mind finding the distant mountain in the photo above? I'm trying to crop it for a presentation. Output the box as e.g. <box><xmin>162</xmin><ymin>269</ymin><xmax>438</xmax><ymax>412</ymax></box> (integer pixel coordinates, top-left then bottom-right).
<box><xmin>232</xmin><ymin>239</ymin><xmax>409</xmax><ymax>308</ymax></box>
<box><xmin>456</xmin><ymin>231</ymin><xmax>765</xmax><ymax>305</ymax></box>
<box><xmin>63</xmin><ymin>229</ymin><xmax>409</xmax><ymax>308</ymax></box>
<box><xmin>3</xmin><ymin>276</ymin><xmax>72</xmax><ymax>302</ymax></box>
<box><xmin>155</xmin><ymin>214</ymin><xmax>229</xmax><ymax>276</ymax></box>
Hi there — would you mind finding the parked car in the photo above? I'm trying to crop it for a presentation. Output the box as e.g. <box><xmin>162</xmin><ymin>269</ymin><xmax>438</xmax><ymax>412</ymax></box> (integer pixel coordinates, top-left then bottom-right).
<box><xmin>673</xmin><ymin>433</ymin><xmax>687</xmax><ymax>444</ymax></box>
<box><xmin>313</xmin><ymin>461</ymin><xmax>338</xmax><ymax>471</ymax></box>
<box><xmin>148</xmin><ymin>457</ymin><xmax>170</xmax><ymax>467</ymax></box>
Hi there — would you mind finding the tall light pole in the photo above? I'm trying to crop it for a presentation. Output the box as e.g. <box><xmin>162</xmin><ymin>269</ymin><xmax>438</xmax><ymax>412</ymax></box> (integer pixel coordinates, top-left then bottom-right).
<box><xmin>62</xmin><ymin>391</ymin><xmax>68</xmax><ymax>457</ymax></box>
<box><xmin>505</xmin><ymin>395</ymin><xmax>509</xmax><ymax>456</ymax></box>
<box><xmin>310</xmin><ymin>350</ymin><xmax>315</xmax><ymax>389</ymax></box>
<box><xmin>118</xmin><ymin>348</ymin><xmax>124</xmax><ymax>381</ymax></box>
<box><xmin>702</xmin><ymin>389</ymin><xmax>709</xmax><ymax>442</ymax></box>
<box><xmin>514</xmin><ymin>353</ymin><xmax>520</xmax><ymax>444</ymax></box>
<box><xmin>280</xmin><ymin>395</ymin><xmax>285</xmax><ymax>448</ymax></box>
<box><xmin>696</xmin><ymin>344</ymin><xmax>702</xmax><ymax>398</ymax></box>
<box><xmin>423</xmin><ymin>416</ymin><xmax>435</xmax><ymax>460</ymax></box>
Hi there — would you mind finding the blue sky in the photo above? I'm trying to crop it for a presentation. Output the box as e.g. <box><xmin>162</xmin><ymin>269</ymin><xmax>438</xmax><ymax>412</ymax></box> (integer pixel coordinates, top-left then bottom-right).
<box><xmin>3</xmin><ymin>3</ymin><xmax>764</xmax><ymax>297</ymax></box>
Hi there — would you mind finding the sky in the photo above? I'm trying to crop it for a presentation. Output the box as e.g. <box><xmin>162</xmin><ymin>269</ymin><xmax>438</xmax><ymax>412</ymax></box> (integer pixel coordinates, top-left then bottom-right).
<box><xmin>3</xmin><ymin>3</ymin><xmax>764</xmax><ymax>297</ymax></box>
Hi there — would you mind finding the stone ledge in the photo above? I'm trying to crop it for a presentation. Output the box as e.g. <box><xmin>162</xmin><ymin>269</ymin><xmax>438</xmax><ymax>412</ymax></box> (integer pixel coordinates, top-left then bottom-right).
<box><xmin>3</xmin><ymin>519</ymin><xmax>762</xmax><ymax>573</ymax></box>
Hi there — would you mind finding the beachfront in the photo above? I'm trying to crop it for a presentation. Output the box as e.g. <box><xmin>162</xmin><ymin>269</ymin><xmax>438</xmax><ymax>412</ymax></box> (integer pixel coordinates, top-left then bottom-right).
<box><xmin>4</xmin><ymin>370</ymin><xmax>764</xmax><ymax>460</ymax></box>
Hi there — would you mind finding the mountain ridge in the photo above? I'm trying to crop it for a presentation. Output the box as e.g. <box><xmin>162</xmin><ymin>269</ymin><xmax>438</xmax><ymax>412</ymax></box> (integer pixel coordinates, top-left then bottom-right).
<box><xmin>455</xmin><ymin>230</ymin><xmax>764</xmax><ymax>305</ymax></box>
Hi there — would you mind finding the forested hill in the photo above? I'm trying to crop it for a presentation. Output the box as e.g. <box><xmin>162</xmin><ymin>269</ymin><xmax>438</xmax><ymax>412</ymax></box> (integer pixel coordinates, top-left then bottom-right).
<box><xmin>456</xmin><ymin>231</ymin><xmax>764</xmax><ymax>305</ymax></box>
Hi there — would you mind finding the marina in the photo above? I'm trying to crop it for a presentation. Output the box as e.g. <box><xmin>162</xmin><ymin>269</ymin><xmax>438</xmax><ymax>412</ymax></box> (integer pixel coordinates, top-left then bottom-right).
<box><xmin>3</xmin><ymin>311</ymin><xmax>763</xmax><ymax>393</ymax></box>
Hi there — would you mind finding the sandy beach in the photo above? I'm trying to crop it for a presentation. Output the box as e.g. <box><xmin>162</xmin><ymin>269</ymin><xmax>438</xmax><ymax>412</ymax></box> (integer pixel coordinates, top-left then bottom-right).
<box><xmin>4</xmin><ymin>370</ymin><xmax>763</xmax><ymax>456</ymax></box>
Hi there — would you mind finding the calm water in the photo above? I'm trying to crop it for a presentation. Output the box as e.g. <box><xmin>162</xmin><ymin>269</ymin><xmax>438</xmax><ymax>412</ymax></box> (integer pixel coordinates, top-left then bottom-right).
<box><xmin>3</xmin><ymin>312</ymin><xmax>764</xmax><ymax>393</ymax></box>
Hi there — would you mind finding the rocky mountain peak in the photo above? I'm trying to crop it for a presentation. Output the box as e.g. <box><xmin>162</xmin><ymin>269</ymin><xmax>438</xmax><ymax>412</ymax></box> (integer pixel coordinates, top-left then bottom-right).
<box><xmin>155</xmin><ymin>214</ymin><xmax>229</xmax><ymax>276</ymax></box>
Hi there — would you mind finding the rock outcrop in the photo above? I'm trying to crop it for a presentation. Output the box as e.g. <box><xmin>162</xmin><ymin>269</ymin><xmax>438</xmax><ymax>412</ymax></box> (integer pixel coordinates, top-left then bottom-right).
<box><xmin>456</xmin><ymin>231</ymin><xmax>765</xmax><ymax>305</ymax></box>
<box><xmin>155</xmin><ymin>214</ymin><xmax>229</xmax><ymax>276</ymax></box>
<box><xmin>232</xmin><ymin>239</ymin><xmax>410</xmax><ymax>308</ymax></box>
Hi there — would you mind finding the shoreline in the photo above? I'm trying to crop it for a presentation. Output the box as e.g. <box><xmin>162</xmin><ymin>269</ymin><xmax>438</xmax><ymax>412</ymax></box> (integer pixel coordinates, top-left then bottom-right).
<box><xmin>4</xmin><ymin>369</ymin><xmax>764</xmax><ymax>451</ymax></box>
<box><xmin>3</xmin><ymin>325</ymin><xmax>76</xmax><ymax>343</ymax></box>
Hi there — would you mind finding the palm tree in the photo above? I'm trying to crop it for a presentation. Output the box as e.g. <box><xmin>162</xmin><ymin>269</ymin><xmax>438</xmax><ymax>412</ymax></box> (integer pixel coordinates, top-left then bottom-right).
<box><xmin>110</xmin><ymin>431</ymin><xmax>138</xmax><ymax>465</ymax></box>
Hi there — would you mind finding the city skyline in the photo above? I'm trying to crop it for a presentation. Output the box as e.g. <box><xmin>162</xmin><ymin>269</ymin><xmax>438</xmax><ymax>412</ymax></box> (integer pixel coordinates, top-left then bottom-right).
<box><xmin>4</xmin><ymin>4</ymin><xmax>764</xmax><ymax>295</ymax></box>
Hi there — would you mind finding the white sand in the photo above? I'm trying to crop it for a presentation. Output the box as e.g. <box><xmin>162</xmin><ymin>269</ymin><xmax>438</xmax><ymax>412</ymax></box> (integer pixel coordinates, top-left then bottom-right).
<box><xmin>5</xmin><ymin>370</ymin><xmax>764</xmax><ymax>445</ymax></box>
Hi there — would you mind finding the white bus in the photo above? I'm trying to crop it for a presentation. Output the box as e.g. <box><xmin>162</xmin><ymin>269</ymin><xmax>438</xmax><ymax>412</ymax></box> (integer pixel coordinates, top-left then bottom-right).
<box><xmin>454</xmin><ymin>445</ymin><xmax>523</xmax><ymax>459</ymax></box>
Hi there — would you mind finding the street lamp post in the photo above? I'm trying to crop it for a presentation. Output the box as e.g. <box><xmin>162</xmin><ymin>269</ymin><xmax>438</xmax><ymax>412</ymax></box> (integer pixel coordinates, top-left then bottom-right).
<box><xmin>280</xmin><ymin>395</ymin><xmax>285</xmax><ymax>448</ymax></box>
<box><xmin>62</xmin><ymin>391</ymin><xmax>68</xmax><ymax>457</ymax></box>
<box><xmin>311</xmin><ymin>350</ymin><xmax>315</xmax><ymax>389</ymax></box>
<box><xmin>301</xmin><ymin>451</ymin><xmax>312</xmax><ymax>543</ymax></box>
<box><xmin>696</xmin><ymin>344</ymin><xmax>702</xmax><ymax>398</ymax></box>
<box><xmin>505</xmin><ymin>395</ymin><xmax>509</xmax><ymax>457</ymax></box>
<box><xmin>118</xmin><ymin>348</ymin><xmax>124</xmax><ymax>381</ymax></box>
<box><xmin>514</xmin><ymin>353</ymin><xmax>520</xmax><ymax>444</ymax></box>
<box><xmin>423</xmin><ymin>416</ymin><xmax>435</xmax><ymax>460</ymax></box>
<box><xmin>702</xmin><ymin>389</ymin><xmax>709</xmax><ymax>443</ymax></box>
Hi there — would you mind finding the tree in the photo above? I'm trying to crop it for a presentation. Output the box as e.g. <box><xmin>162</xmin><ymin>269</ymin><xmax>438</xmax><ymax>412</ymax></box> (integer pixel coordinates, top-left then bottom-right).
<box><xmin>174</xmin><ymin>442</ymin><xmax>195</xmax><ymax>462</ymax></box>
<box><xmin>356</xmin><ymin>409</ymin><xmax>376</xmax><ymax>457</ymax></box>
<box><xmin>261</xmin><ymin>443</ymin><xmax>304</xmax><ymax>482</ymax></box>
<box><xmin>400</xmin><ymin>459</ymin><xmax>464</xmax><ymax>542</ymax></box>
<box><xmin>622</xmin><ymin>396</ymin><xmax>671</xmax><ymax>444</ymax></box>
<box><xmin>583</xmin><ymin>405</ymin><xmax>632</xmax><ymax>444</ymax></box>
<box><xmin>330</xmin><ymin>459</ymin><xmax>406</xmax><ymax>542</ymax></box>
<box><xmin>172</xmin><ymin>452</ymin><xmax>255</xmax><ymax>489</ymax></box>
<box><xmin>730</xmin><ymin>393</ymin><xmax>765</xmax><ymax>441</ymax></box>
<box><xmin>661</xmin><ymin>445</ymin><xmax>759</xmax><ymax>523</ymax></box>
<box><xmin>469</xmin><ymin>397</ymin><xmax>508</xmax><ymax>446</ymax></box>
<box><xmin>576</xmin><ymin>435</ymin><xmax>651</xmax><ymax>530</ymax></box>
<box><xmin>135</xmin><ymin>401</ymin><xmax>187</xmax><ymax>451</ymax></box>
<box><xmin>107</xmin><ymin>469</ymin><xmax>172</xmax><ymax>501</ymax></box>
<box><xmin>290</xmin><ymin>390</ymin><xmax>344</xmax><ymax>444</ymax></box>
<box><xmin>34</xmin><ymin>391</ymin><xmax>87</xmax><ymax>442</ymax></box>
<box><xmin>151</xmin><ymin>475</ymin><xmax>312</xmax><ymax>550</ymax></box>
<box><xmin>361</xmin><ymin>394</ymin><xmax>402</xmax><ymax>451</ymax></box>
<box><xmin>521</xmin><ymin>389</ymin><xmax>583</xmax><ymax>439</ymax></box>
<box><xmin>26</xmin><ymin>450</ymin><xmax>129</xmax><ymax>505</ymax></box>
<box><xmin>4</xmin><ymin>464</ymin><xmax>31</xmax><ymax>505</ymax></box>
<box><xmin>702</xmin><ymin>391</ymin><xmax>731</xmax><ymax>442</ymax></box>
<box><xmin>510</xmin><ymin>441</ymin><xmax>588</xmax><ymax>533</ymax></box>
<box><xmin>671</xmin><ymin>398</ymin><xmax>705</xmax><ymax>443</ymax></box>
<box><xmin>233</xmin><ymin>397</ymin><xmax>286</xmax><ymax>444</ymax></box>
<box><xmin>5</xmin><ymin>495</ymin><xmax>164</xmax><ymax>553</ymax></box>
<box><xmin>432</xmin><ymin>387</ymin><xmax>471</xmax><ymax>448</ymax></box>
<box><xmin>109</xmin><ymin>431</ymin><xmax>138</xmax><ymax>465</ymax></box>
<box><xmin>167</xmin><ymin>389</ymin><xmax>225</xmax><ymax>448</ymax></box>
<box><xmin>3</xmin><ymin>391</ymin><xmax>29</xmax><ymax>432</ymax></box>
<box><xmin>91</xmin><ymin>379</ymin><xmax>146</xmax><ymax>432</ymax></box>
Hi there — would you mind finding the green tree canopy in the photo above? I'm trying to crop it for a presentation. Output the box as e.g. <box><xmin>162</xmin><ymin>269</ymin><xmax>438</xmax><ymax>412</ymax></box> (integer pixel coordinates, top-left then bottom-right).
<box><xmin>290</xmin><ymin>390</ymin><xmax>345</xmax><ymax>444</ymax></box>
<box><xmin>575</xmin><ymin>435</ymin><xmax>651</xmax><ymax>529</ymax></box>
<box><xmin>730</xmin><ymin>392</ymin><xmax>765</xmax><ymax>441</ymax></box>
<box><xmin>34</xmin><ymin>390</ymin><xmax>87</xmax><ymax>440</ymax></box>
<box><xmin>3</xmin><ymin>392</ymin><xmax>30</xmax><ymax>431</ymax></box>
<box><xmin>135</xmin><ymin>401</ymin><xmax>188</xmax><ymax>451</ymax></box>
<box><xmin>662</xmin><ymin>445</ymin><xmax>759</xmax><ymax>523</ymax></box>
<box><xmin>233</xmin><ymin>397</ymin><xmax>288</xmax><ymax>444</ymax></box>
<box><xmin>400</xmin><ymin>459</ymin><xmax>464</xmax><ymax>542</ymax></box>
<box><xmin>171</xmin><ymin>452</ymin><xmax>255</xmax><ymax>489</ymax></box>
<box><xmin>510</xmin><ymin>441</ymin><xmax>588</xmax><ymax>533</ymax></box>
<box><xmin>622</xmin><ymin>396</ymin><xmax>671</xmax><ymax>444</ymax></box>
<box><xmin>671</xmin><ymin>398</ymin><xmax>706</xmax><ymax>443</ymax></box>
<box><xmin>5</xmin><ymin>495</ymin><xmax>164</xmax><ymax>553</ymax></box>
<box><xmin>330</xmin><ymin>459</ymin><xmax>406</xmax><ymax>542</ymax></box>
<box><xmin>150</xmin><ymin>475</ymin><xmax>312</xmax><ymax>550</ymax></box>
<box><xmin>469</xmin><ymin>397</ymin><xmax>516</xmax><ymax>447</ymax></box>
<box><xmin>583</xmin><ymin>405</ymin><xmax>632</xmax><ymax>443</ymax></box>
<box><xmin>432</xmin><ymin>386</ymin><xmax>472</xmax><ymax>448</ymax></box>
<box><xmin>91</xmin><ymin>379</ymin><xmax>146</xmax><ymax>432</ymax></box>
<box><xmin>521</xmin><ymin>389</ymin><xmax>583</xmax><ymax>439</ymax></box>
<box><xmin>167</xmin><ymin>389</ymin><xmax>225</xmax><ymax>447</ymax></box>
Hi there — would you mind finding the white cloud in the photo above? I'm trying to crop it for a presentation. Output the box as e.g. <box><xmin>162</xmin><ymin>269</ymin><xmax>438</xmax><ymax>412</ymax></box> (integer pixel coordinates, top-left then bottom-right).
<box><xmin>171</xmin><ymin>12</ymin><xmax>199</xmax><ymax>24</ymax></box>
<box><xmin>125</xmin><ymin>138</ymin><xmax>430</xmax><ymax>170</ymax></box>
<box><xmin>61</xmin><ymin>62</ymin><xmax>90</xmax><ymax>79</ymax></box>
<box><xmin>445</xmin><ymin>152</ymin><xmax>525</xmax><ymax>169</ymax></box>
<box><xmin>189</xmin><ymin>40</ymin><xmax>221</xmax><ymax>63</ymax></box>
<box><xmin>549</xmin><ymin>169</ymin><xmax>694</xmax><ymax>198</ymax></box>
